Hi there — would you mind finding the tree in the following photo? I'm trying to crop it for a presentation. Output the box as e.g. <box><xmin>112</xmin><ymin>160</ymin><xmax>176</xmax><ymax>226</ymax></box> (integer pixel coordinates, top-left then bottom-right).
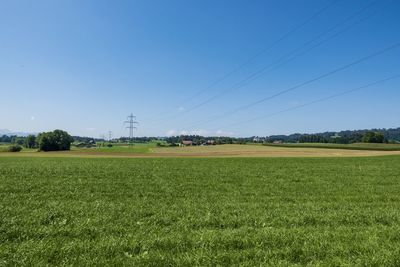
<box><xmin>37</xmin><ymin>130</ymin><xmax>74</xmax><ymax>151</ymax></box>
<box><xmin>11</xmin><ymin>136</ymin><xmax>24</xmax><ymax>145</ymax></box>
<box><xmin>25</xmin><ymin>135</ymin><xmax>37</xmax><ymax>148</ymax></box>
<box><xmin>0</xmin><ymin>135</ymin><xmax>12</xmax><ymax>143</ymax></box>
<box><xmin>362</xmin><ymin>131</ymin><xmax>385</xmax><ymax>143</ymax></box>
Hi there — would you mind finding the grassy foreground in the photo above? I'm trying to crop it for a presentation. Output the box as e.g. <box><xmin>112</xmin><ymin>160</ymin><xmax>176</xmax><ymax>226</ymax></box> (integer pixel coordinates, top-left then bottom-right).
<box><xmin>1</xmin><ymin>156</ymin><xmax>400</xmax><ymax>266</ymax></box>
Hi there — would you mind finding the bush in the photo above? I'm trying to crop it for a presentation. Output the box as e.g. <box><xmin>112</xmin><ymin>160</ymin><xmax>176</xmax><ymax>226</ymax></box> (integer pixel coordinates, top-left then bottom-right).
<box><xmin>156</xmin><ymin>142</ymin><xmax>167</xmax><ymax>147</ymax></box>
<box><xmin>106</xmin><ymin>144</ymin><xmax>113</xmax><ymax>147</ymax></box>
<box><xmin>8</xmin><ymin>145</ymin><xmax>23</xmax><ymax>152</ymax></box>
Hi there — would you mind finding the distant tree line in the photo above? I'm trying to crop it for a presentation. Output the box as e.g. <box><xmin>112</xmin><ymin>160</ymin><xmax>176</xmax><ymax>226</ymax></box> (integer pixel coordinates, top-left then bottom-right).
<box><xmin>0</xmin><ymin>135</ymin><xmax>25</xmax><ymax>144</ymax></box>
<box><xmin>1</xmin><ymin>127</ymin><xmax>399</xmax><ymax>149</ymax></box>
<box><xmin>118</xmin><ymin>137</ymin><xmax>153</xmax><ymax>143</ymax></box>
<box><xmin>162</xmin><ymin>128</ymin><xmax>400</xmax><ymax>145</ymax></box>
<box><xmin>265</xmin><ymin>128</ymin><xmax>400</xmax><ymax>144</ymax></box>
<box><xmin>72</xmin><ymin>136</ymin><xmax>100</xmax><ymax>143</ymax></box>
<box><xmin>1</xmin><ymin>130</ymin><xmax>74</xmax><ymax>151</ymax></box>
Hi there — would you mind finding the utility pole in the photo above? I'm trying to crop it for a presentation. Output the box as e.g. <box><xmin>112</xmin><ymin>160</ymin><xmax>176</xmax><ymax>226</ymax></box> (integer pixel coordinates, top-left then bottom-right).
<box><xmin>108</xmin><ymin>131</ymin><xmax>112</xmax><ymax>141</ymax></box>
<box><xmin>124</xmin><ymin>113</ymin><xmax>138</xmax><ymax>144</ymax></box>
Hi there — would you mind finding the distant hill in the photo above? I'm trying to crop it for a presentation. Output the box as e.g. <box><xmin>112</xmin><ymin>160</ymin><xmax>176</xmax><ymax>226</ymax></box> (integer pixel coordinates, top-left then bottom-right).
<box><xmin>0</xmin><ymin>129</ymin><xmax>36</xmax><ymax>137</ymax></box>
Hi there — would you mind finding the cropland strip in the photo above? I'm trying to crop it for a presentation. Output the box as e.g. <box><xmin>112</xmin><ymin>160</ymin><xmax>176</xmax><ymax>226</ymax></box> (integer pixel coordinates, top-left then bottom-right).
<box><xmin>1</xmin><ymin>156</ymin><xmax>400</xmax><ymax>265</ymax></box>
<box><xmin>264</xmin><ymin>142</ymin><xmax>400</xmax><ymax>151</ymax></box>
<box><xmin>151</xmin><ymin>144</ymin><xmax>400</xmax><ymax>157</ymax></box>
<box><xmin>2</xmin><ymin>144</ymin><xmax>400</xmax><ymax>158</ymax></box>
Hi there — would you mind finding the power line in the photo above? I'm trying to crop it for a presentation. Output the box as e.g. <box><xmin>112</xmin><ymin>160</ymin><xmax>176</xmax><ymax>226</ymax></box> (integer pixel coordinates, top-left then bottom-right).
<box><xmin>181</xmin><ymin>0</ymin><xmax>380</xmax><ymax>115</ymax></box>
<box><xmin>157</xmin><ymin>0</ymin><xmax>382</xmax><ymax>125</ymax></box>
<box><xmin>148</xmin><ymin>0</ymin><xmax>338</xmax><ymax>123</ymax></box>
<box><xmin>185</xmin><ymin>40</ymin><xmax>400</xmax><ymax>129</ymax></box>
<box><xmin>211</xmin><ymin>73</ymin><xmax>400</xmax><ymax>131</ymax></box>
<box><xmin>181</xmin><ymin>0</ymin><xmax>384</xmax><ymax>118</ymax></box>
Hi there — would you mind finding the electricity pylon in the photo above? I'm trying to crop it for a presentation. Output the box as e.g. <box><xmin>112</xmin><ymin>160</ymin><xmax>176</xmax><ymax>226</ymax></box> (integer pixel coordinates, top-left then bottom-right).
<box><xmin>124</xmin><ymin>113</ymin><xmax>138</xmax><ymax>144</ymax></box>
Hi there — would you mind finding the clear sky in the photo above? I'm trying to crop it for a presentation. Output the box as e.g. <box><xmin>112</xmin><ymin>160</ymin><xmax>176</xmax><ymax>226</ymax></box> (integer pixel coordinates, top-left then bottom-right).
<box><xmin>1</xmin><ymin>0</ymin><xmax>399</xmax><ymax>137</ymax></box>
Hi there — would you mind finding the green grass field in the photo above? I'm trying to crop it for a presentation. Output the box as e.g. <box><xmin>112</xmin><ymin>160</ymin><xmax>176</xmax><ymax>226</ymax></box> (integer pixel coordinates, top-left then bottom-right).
<box><xmin>1</xmin><ymin>156</ymin><xmax>400</xmax><ymax>265</ymax></box>
<box><xmin>73</xmin><ymin>143</ymin><xmax>157</xmax><ymax>154</ymax></box>
<box><xmin>0</xmin><ymin>144</ymin><xmax>37</xmax><ymax>153</ymax></box>
<box><xmin>264</xmin><ymin>142</ymin><xmax>400</xmax><ymax>151</ymax></box>
<box><xmin>0</xmin><ymin>143</ymin><xmax>157</xmax><ymax>154</ymax></box>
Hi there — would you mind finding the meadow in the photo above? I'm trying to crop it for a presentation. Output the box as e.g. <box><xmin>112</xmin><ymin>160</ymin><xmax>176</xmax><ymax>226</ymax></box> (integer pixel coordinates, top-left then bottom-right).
<box><xmin>1</xmin><ymin>155</ymin><xmax>400</xmax><ymax>266</ymax></box>
<box><xmin>73</xmin><ymin>142</ymin><xmax>156</xmax><ymax>154</ymax></box>
<box><xmin>0</xmin><ymin>144</ymin><xmax>36</xmax><ymax>153</ymax></box>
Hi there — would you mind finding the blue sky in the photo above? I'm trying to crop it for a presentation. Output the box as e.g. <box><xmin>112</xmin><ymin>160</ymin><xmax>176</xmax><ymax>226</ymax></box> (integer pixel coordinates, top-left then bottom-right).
<box><xmin>1</xmin><ymin>0</ymin><xmax>399</xmax><ymax>137</ymax></box>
